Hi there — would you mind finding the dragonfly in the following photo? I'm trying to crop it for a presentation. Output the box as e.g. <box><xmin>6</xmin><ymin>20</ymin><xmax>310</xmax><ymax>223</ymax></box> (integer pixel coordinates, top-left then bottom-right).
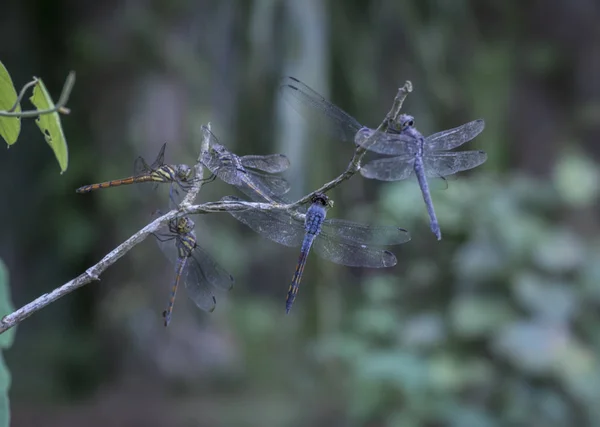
<box><xmin>201</xmin><ymin>126</ymin><xmax>291</xmax><ymax>203</ymax></box>
<box><xmin>152</xmin><ymin>213</ymin><xmax>234</xmax><ymax>326</ymax></box>
<box><xmin>223</xmin><ymin>192</ymin><xmax>411</xmax><ymax>313</ymax></box>
<box><xmin>280</xmin><ymin>76</ymin><xmax>486</xmax><ymax>240</ymax></box>
<box><xmin>358</xmin><ymin>114</ymin><xmax>486</xmax><ymax>240</ymax></box>
<box><xmin>76</xmin><ymin>143</ymin><xmax>196</xmax><ymax>203</ymax></box>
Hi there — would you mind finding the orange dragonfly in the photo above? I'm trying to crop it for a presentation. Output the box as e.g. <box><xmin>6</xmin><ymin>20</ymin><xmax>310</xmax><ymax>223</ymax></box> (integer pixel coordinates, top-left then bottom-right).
<box><xmin>76</xmin><ymin>143</ymin><xmax>196</xmax><ymax>200</ymax></box>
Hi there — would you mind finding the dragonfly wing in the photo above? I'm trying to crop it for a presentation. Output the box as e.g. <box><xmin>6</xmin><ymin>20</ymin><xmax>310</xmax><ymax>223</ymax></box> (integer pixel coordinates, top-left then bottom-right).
<box><xmin>134</xmin><ymin>143</ymin><xmax>167</xmax><ymax>176</ymax></box>
<box><xmin>245</xmin><ymin>171</ymin><xmax>290</xmax><ymax>196</ymax></box>
<box><xmin>183</xmin><ymin>246</ymin><xmax>234</xmax><ymax>312</ymax></box>
<box><xmin>241</xmin><ymin>154</ymin><xmax>291</xmax><ymax>173</ymax></box>
<box><xmin>217</xmin><ymin>169</ymin><xmax>290</xmax><ymax>202</ymax></box>
<box><xmin>423</xmin><ymin>151</ymin><xmax>487</xmax><ymax>177</ymax></box>
<box><xmin>360</xmin><ymin>156</ymin><xmax>415</xmax><ymax>181</ymax></box>
<box><xmin>321</xmin><ymin>219</ymin><xmax>411</xmax><ymax>245</ymax></box>
<box><xmin>153</xmin><ymin>232</ymin><xmax>179</xmax><ymax>265</ymax></box>
<box><xmin>313</xmin><ymin>235</ymin><xmax>398</xmax><ymax>268</ymax></box>
<box><xmin>222</xmin><ymin>196</ymin><xmax>306</xmax><ymax>247</ymax></box>
<box><xmin>356</xmin><ymin>129</ymin><xmax>418</xmax><ymax>156</ymax></box>
<box><xmin>280</xmin><ymin>76</ymin><xmax>362</xmax><ymax>143</ymax></box>
<box><xmin>424</xmin><ymin>119</ymin><xmax>485</xmax><ymax>151</ymax></box>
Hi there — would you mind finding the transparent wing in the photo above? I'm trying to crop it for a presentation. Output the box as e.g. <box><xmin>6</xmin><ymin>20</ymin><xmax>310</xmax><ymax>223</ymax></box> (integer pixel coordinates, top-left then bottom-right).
<box><xmin>424</xmin><ymin>120</ymin><xmax>485</xmax><ymax>151</ymax></box>
<box><xmin>133</xmin><ymin>143</ymin><xmax>166</xmax><ymax>176</ymax></box>
<box><xmin>360</xmin><ymin>156</ymin><xmax>415</xmax><ymax>181</ymax></box>
<box><xmin>280</xmin><ymin>76</ymin><xmax>363</xmax><ymax>143</ymax></box>
<box><xmin>183</xmin><ymin>246</ymin><xmax>234</xmax><ymax>312</ymax></box>
<box><xmin>422</xmin><ymin>151</ymin><xmax>487</xmax><ymax>177</ymax></box>
<box><xmin>153</xmin><ymin>231</ymin><xmax>179</xmax><ymax>265</ymax></box>
<box><xmin>313</xmin><ymin>236</ymin><xmax>398</xmax><ymax>268</ymax></box>
<box><xmin>244</xmin><ymin>170</ymin><xmax>291</xmax><ymax>195</ymax></box>
<box><xmin>241</xmin><ymin>154</ymin><xmax>290</xmax><ymax>173</ymax></box>
<box><xmin>355</xmin><ymin>128</ymin><xmax>419</xmax><ymax>156</ymax></box>
<box><xmin>217</xmin><ymin>169</ymin><xmax>291</xmax><ymax>201</ymax></box>
<box><xmin>320</xmin><ymin>219</ymin><xmax>411</xmax><ymax>246</ymax></box>
<box><xmin>222</xmin><ymin>196</ymin><xmax>306</xmax><ymax>246</ymax></box>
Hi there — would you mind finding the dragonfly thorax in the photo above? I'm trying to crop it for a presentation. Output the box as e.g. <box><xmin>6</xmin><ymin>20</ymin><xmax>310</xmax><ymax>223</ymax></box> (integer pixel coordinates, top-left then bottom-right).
<box><xmin>169</xmin><ymin>216</ymin><xmax>195</xmax><ymax>235</ymax></box>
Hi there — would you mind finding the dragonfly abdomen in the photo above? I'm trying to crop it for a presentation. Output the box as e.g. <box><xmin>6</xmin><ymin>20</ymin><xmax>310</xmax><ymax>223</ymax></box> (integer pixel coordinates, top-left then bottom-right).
<box><xmin>75</xmin><ymin>174</ymin><xmax>164</xmax><ymax>193</ymax></box>
<box><xmin>413</xmin><ymin>156</ymin><xmax>441</xmax><ymax>240</ymax></box>
<box><xmin>163</xmin><ymin>256</ymin><xmax>188</xmax><ymax>327</ymax></box>
<box><xmin>286</xmin><ymin>234</ymin><xmax>316</xmax><ymax>313</ymax></box>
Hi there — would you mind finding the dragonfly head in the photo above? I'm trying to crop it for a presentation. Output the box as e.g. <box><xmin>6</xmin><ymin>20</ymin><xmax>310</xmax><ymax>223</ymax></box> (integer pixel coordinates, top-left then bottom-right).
<box><xmin>398</xmin><ymin>114</ymin><xmax>415</xmax><ymax>131</ymax></box>
<box><xmin>387</xmin><ymin>114</ymin><xmax>415</xmax><ymax>133</ymax></box>
<box><xmin>176</xmin><ymin>164</ymin><xmax>193</xmax><ymax>181</ymax></box>
<box><xmin>310</xmin><ymin>192</ymin><xmax>331</xmax><ymax>208</ymax></box>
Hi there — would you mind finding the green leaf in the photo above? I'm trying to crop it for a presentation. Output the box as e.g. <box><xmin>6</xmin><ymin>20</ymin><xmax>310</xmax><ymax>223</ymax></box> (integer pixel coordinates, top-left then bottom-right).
<box><xmin>0</xmin><ymin>259</ymin><xmax>14</xmax><ymax>349</ymax></box>
<box><xmin>0</xmin><ymin>61</ymin><xmax>21</xmax><ymax>146</ymax></box>
<box><xmin>29</xmin><ymin>78</ymin><xmax>68</xmax><ymax>173</ymax></box>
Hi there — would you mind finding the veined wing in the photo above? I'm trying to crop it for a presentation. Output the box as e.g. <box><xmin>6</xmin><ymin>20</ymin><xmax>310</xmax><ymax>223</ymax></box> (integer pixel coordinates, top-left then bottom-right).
<box><xmin>280</xmin><ymin>76</ymin><xmax>362</xmax><ymax>143</ymax></box>
<box><xmin>222</xmin><ymin>196</ymin><xmax>306</xmax><ymax>246</ymax></box>
<box><xmin>217</xmin><ymin>169</ymin><xmax>290</xmax><ymax>201</ymax></box>
<box><xmin>241</xmin><ymin>154</ymin><xmax>290</xmax><ymax>173</ymax></box>
<box><xmin>245</xmin><ymin>170</ymin><xmax>291</xmax><ymax>196</ymax></box>
<box><xmin>422</xmin><ymin>151</ymin><xmax>487</xmax><ymax>177</ymax></box>
<box><xmin>133</xmin><ymin>143</ymin><xmax>166</xmax><ymax>176</ymax></box>
<box><xmin>320</xmin><ymin>219</ymin><xmax>411</xmax><ymax>246</ymax></box>
<box><xmin>183</xmin><ymin>245</ymin><xmax>234</xmax><ymax>312</ymax></box>
<box><xmin>424</xmin><ymin>119</ymin><xmax>485</xmax><ymax>151</ymax></box>
<box><xmin>355</xmin><ymin>128</ymin><xmax>418</xmax><ymax>156</ymax></box>
<box><xmin>360</xmin><ymin>156</ymin><xmax>415</xmax><ymax>181</ymax></box>
<box><xmin>153</xmin><ymin>232</ymin><xmax>179</xmax><ymax>266</ymax></box>
<box><xmin>313</xmin><ymin>236</ymin><xmax>398</xmax><ymax>268</ymax></box>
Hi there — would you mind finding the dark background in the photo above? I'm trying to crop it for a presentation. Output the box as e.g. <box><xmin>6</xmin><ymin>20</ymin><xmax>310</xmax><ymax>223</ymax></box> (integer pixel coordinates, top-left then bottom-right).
<box><xmin>1</xmin><ymin>0</ymin><xmax>600</xmax><ymax>426</ymax></box>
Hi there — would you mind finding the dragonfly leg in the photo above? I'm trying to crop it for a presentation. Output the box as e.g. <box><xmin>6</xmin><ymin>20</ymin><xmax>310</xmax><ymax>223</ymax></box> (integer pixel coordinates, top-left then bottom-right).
<box><xmin>152</xmin><ymin>233</ymin><xmax>177</xmax><ymax>243</ymax></box>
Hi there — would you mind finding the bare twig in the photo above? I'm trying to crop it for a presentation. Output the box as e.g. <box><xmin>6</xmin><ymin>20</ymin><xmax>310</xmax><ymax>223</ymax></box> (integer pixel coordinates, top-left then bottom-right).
<box><xmin>0</xmin><ymin>210</ymin><xmax>178</xmax><ymax>334</ymax></box>
<box><xmin>0</xmin><ymin>81</ymin><xmax>413</xmax><ymax>334</ymax></box>
<box><xmin>0</xmin><ymin>71</ymin><xmax>76</xmax><ymax>118</ymax></box>
<box><xmin>180</xmin><ymin>123</ymin><xmax>211</xmax><ymax>208</ymax></box>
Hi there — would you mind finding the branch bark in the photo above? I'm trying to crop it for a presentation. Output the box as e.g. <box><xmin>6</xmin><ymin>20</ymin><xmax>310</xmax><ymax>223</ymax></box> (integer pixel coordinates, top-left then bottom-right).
<box><xmin>0</xmin><ymin>80</ymin><xmax>412</xmax><ymax>334</ymax></box>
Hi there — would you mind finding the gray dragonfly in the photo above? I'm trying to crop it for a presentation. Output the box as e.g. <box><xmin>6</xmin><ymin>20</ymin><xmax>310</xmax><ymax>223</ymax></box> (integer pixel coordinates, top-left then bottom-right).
<box><xmin>280</xmin><ymin>76</ymin><xmax>486</xmax><ymax>240</ymax></box>
<box><xmin>201</xmin><ymin>126</ymin><xmax>291</xmax><ymax>202</ymax></box>
<box><xmin>223</xmin><ymin>193</ymin><xmax>411</xmax><ymax>313</ymax></box>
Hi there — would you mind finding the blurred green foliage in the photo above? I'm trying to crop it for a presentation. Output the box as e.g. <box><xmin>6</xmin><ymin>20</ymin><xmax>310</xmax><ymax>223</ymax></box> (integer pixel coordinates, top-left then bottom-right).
<box><xmin>0</xmin><ymin>259</ymin><xmax>15</xmax><ymax>427</ymax></box>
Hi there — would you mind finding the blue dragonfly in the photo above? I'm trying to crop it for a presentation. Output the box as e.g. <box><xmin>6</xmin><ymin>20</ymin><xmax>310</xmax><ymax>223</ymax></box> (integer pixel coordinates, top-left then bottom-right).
<box><xmin>223</xmin><ymin>193</ymin><xmax>411</xmax><ymax>313</ymax></box>
<box><xmin>280</xmin><ymin>76</ymin><xmax>486</xmax><ymax>240</ymax></box>
<box><xmin>358</xmin><ymin>114</ymin><xmax>486</xmax><ymax>240</ymax></box>
<box><xmin>201</xmin><ymin>126</ymin><xmax>291</xmax><ymax>202</ymax></box>
<box><xmin>152</xmin><ymin>213</ymin><xmax>234</xmax><ymax>326</ymax></box>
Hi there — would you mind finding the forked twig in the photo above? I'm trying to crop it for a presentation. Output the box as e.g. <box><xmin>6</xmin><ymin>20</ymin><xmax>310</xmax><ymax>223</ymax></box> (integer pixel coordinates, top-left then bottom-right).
<box><xmin>0</xmin><ymin>81</ymin><xmax>413</xmax><ymax>334</ymax></box>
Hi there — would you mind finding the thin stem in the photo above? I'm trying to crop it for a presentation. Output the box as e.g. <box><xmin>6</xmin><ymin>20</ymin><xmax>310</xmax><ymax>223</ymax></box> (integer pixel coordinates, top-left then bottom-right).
<box><xmin>0</xmin><ymin>71</ymin><xmax>76</xmax><ymax>118</ymax></box>
<box><xmin>7</xmin><ymin>79</ymin><xmax>38</xmax><ymax>113</ymax></box>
